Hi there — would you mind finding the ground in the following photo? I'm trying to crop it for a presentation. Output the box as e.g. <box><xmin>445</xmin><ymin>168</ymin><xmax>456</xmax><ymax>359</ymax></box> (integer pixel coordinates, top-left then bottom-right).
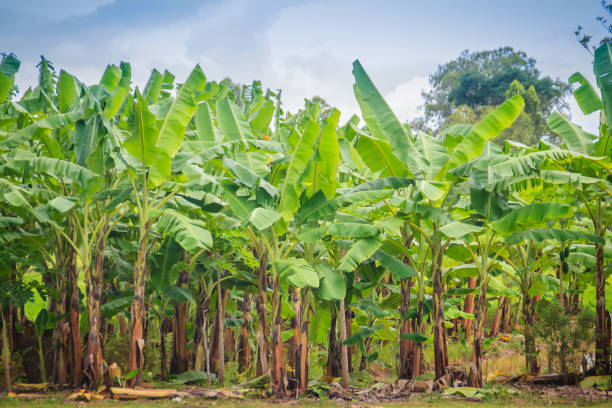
<box><xmin>1</xmin><ymin>393</ymin><xmax>612</xmax><ymax>408</ymax></box>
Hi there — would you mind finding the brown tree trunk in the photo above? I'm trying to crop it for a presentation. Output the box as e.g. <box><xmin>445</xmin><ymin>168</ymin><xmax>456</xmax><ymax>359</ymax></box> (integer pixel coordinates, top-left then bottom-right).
<box><xmin>193</xmin><ymin>291</ymin><xmax>210</xmax><ymax>373</ymax></box>
<box><xmin>216</xmin><ymin>269</ymin><xmax>225</xmax><ymax>385</ymax></box>
<box><xmin>297</xmin><ymin>289</ymin><xmax>309</xmax><ymax>394</ymax></box>
<box><xmin>255</xmin><ymin>251</ymin><xmax>269</xmax><ymax>377</ymax></box>
<box><xmin>490</xmin><ymin>296</ymin><xmax>505</xmax><ymax>338</ymax></box>
<box><xmin>8</xmin><ymin>306</ymin><xmax>15</xmax><ymax>355</ymax></box>
<box><xmin>463</xmin><ymin>276</ymin><xmax>477</xmax><ymax>338</ymax></box>
<box><xmin>68</xmin><ymin>251</ymin><xmax>82</xmax><ymax>386</ymax></box>
<box><xmin>54</xmin><ymin>264</ymin><xmax>69</xmax><ymax>385</ymax></box>
<box><xmin>271</xmin><ymin>277</ymin><xmax>285</xmax><ymax>396</ymax></box>
<box><xmin>501</xmin><ymin>297</ymin><xmax>512</xmax><ymax>333</ymax></box>
<box><xmin>288</xmin><ymin>287</ymin><xmax>300</xmax><ymax>390</ymax></box>
<box><xmin>326</xmin><ymin>307</ymin><xmax>340</xmax><ymax>377</ymax></box>
<box><xmin>432</xmin><ymin>249</ymin><xmax>448</xmax><ymax>381</ymax></box>
<box><xmin>118</xmin><ymin>315</ymin><xmax>128</xmax><ymax>336</ymax></box>
<box><xmin>160</xmin><ymin>318</ymin><xmax>171</xmax><ymax>380</ymax></box>
<box><xmin>209</xmin><ymin>286</ymin><xmax>228</xmax><ymax>377</ymax></box>
<box><xmin>523</xmin><ymin>295</ymin><xmax>539</xmax><ymax>374</ymax></box>
<box><xmin>85</xmin><ymin>235</ymin><xmax>106</xmax><ymax>389</ymax></box>
<box><xmin>238</xmin><ymin>293</ymin><xmax>252</xmax><ymax>373</ymax></box>
<box><xmin>468</xmin><ymin>279</ymin><xmax>488</xmax><ymax>387</ymax></box>
<box><xmin>411</xmin><ymin>297</ymin><xmax>424</xmax><ymax>377</ymax></box>
<box><xmin>399</xmin><ymin>278</ymin><xmax>413</xmax><ymax>379</ymax></box>
<box><xmin>128</xmin><ymin>241</ymin><xmax>147</xmax><ymax>387</ymax></box>
<box><xmin>595</xmin><ymin>243</ymin><xmax>611</xmax><ymax>374</ymax></box>
<box><xmin>338</xmin><ymin>297</ymin><xmax>349</xmax><ymax>389</ymax></box>
<box><xmin>170</xmin><ymin>265</ymin><xmax>190</xmax><ymax>374</ymax></box>
<box><xmin>224</xmin><ymin>327</ymin><xmax>234</xmax><ymax>362</ymax></box>
<box><xmin>2</xmin><ymin>308</ymin><xmax>11</xmax><ymax>392</ymax></box>
<box><xmin>345</xmin><ymin>307</ymin><xmax>353</xmax><ymax>373</ymax></box>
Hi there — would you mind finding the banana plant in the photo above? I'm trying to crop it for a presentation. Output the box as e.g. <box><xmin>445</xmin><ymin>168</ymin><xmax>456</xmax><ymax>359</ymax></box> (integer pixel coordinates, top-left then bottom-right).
<box><xmin>115</xmin><ymin>64</ymin><xmax>213</xmax><ymax>386</ymax></box>
<box><xmin>542</xmin><ymin>43</ymin><xmax>612</xmax><ymax>373</ymax></box>
<box><xmin>351</xmin><ymin>58</ymin><xmax>525</xmax><ymax>382</ymax></box>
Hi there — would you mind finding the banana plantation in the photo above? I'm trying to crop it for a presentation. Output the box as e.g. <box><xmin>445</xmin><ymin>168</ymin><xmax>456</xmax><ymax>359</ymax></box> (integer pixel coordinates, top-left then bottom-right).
<box><xmin>0</xmin><ymin>41</ymin><xmax>610</xmax><ymax>403</ymax></box>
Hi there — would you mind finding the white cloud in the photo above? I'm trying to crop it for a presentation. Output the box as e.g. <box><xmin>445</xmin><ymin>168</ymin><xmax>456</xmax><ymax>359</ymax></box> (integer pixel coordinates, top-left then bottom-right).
<box><xmin>3</xmin><ymin>0</ymin><xmax>116</xmax><ymax>22</ymax></box>
<box><xmin>385</xmin><ymin>77</ymin><xmax>430</xmax><ymax>122</ymax></box>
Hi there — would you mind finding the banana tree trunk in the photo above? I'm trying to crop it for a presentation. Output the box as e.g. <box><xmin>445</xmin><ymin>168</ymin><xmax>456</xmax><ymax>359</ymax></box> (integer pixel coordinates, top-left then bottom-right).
<box><xmin>468</xmin><ymin>279</ymin><xmax>488</xmax><ymax>387</ymax></box>
<box><xmin>255</xmin><ymin>251</ymin><xmax>269</xmax><ymax>377</ymax></box>
<box><xmin>209</xmin><ymin>286</ymin><xmax>227</xmax><ymax>377</ymax></box>
<box><xmin>128</xmin><ymin>239</ymin><xmax>147</xmax><ymax>387</ymax></box>
<box><xmin>170</xmin><ymin>265</ymin><xmax>190</xmax><ymax>374</ymax></box>
<box><xmin>338</xmin><ymin>297</ymin><xmax>349</xmax><ymax>389</ymax></box>
<box><xmin>595</xmin><ymin>243</ymin><xmax>611</xmax><ymax>374</ymax></box>
<box><xmin>216</xmin><ymin>269</ymin><xmax>225</xmax><ymax>385</ymax></box>
<box><xmin>289</xmin><ymin>287</ymin><xmax>300</xmax><ymax>390</ymax></box>
<box><xmin>523</xmin><ymin>295</ymin><xmax>539</xmax><ymax>374</ymax></box>
<box><xmin>160</xmin><ymin>318</ymin><xmax>171</xmax><ymax>380</ymax></box>
<box><xmin>490</xmin><ymin>296</ymin><xmax>505</xmax><ymax>337</ymax></box>
<box><xmin>399</xmin><ymin>278</ymin><xmax>413</xmax><ymax>379</ymax></box>
<box><xmin>238</xmin><ymin>293</ymin><xmax>252</xmax><ymax>373</ymax></box>
<box><xmin>193</xmin><ymin>291</ymin><xmax>210</xmax><ymax>373</ymax></box>
<box><xmin>271</xmin><ymin>277</ymin><xmax>285</xmax><ymax>396</ymax></box>
<box><xmin>345</xmin><ymin>307</ymin><xmax>353</xmax><ymax>372</ymax></box>
<box><xmin>411</xmin><ymin>297</ymin><xmax>423</xmax><ymax>376</ymax></box>
<box><xmin>85</xmin><ymin>235</ymin><xmax>105</xmax><ymax>389</ymax></box>
<box><xmin>54</xmin><ymin>266</ymin><xmax>68</xmax><ymax>384</ymax></box>
<box><xmin>326</xmin><ymin>307</ymin><xmax>340</xmax><ymax>377</ymax></box>
<box><xmin>297</xmin><ymin>289</ymin><xmax>310</xmax><ymax>393</ymax></box>
<box><xmin>2</xmin><ymin>307</ymin><xmax>10</xmax><ymax>392</ymax></box>
<box><xmin>432</xmin><ymin>249</ymin><xmax>448</xmax><ymax>381</ymax></box>
<box><xmin>68</xmin><ymin>252</ymin><xmax>82</xmax><ymax>386</ymax></box>
<box><xmin>501</xmin><ymin>297</ymin><xmax>512</xmax><ymax>333</ymax></box>
<box><xmin>463</xmin><ymin>276</ymin><xmax>477</xmax><ymax>338</ymax></box>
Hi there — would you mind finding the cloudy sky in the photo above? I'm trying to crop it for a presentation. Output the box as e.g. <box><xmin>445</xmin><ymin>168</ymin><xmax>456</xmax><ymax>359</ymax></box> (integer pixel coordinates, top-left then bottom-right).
<box><xmin>0</xmin><ymin>0</ymin><xmax>605</xmax><ymax>131</ymax></box>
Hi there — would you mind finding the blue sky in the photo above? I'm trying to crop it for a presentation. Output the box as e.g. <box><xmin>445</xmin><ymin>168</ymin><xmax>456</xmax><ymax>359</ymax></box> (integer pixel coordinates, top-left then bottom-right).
<box><xmin>0</xmin><ymin>0</ymin><xmax>605</xmax><ymax>131</ymax></box>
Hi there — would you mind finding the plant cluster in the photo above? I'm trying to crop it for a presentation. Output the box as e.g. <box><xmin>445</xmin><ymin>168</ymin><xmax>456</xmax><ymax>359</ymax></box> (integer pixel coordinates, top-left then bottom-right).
<box><xmin>0</xmin><ymin>42</ymin><xmax>610</xmax><ymax>396</ymax></box>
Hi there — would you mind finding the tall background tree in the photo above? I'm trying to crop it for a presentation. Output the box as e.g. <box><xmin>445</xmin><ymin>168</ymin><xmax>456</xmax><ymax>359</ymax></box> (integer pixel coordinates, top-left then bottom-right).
<box><xmin>411</xmin><ymin>47</ymin><xmax>570</xmax><ymax>146</ymax></box>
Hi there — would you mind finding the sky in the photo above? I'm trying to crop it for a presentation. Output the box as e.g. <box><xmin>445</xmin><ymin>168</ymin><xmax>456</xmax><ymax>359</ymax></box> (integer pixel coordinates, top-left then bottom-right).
<box><xmin>0</xmin><ymin>0</ymin><xmax>606</xmax><ymax>132</ymax></box>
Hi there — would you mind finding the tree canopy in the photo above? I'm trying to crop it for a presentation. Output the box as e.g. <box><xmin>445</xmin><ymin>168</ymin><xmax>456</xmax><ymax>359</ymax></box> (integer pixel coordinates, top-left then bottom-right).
<box><xmin>414</xmin><ymin>47</ymin><xmax>569</xmax><ymax>145</ymax></box>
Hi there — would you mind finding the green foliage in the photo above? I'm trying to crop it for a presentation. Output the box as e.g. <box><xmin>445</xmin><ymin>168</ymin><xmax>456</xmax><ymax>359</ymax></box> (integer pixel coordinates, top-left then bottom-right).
<box><xmin>416</xmin><ymin>47</ymin><xmax>569</xmax><ymax>145</ymax></box>
<box><xmin>535</xmin><ymin>298</ymin><xmax>595</xmax><ymax>375</ymax></box>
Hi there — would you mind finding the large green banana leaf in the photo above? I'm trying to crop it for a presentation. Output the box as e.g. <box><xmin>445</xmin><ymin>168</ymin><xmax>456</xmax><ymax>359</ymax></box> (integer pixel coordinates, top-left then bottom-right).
<box><xmin>124</xmin><ymin>90</ymin><xmax>160</xmax><ymax>166</ymax></box>
<box><xmin>1</xmin><ymin>110</ymin><xmax>83</xmax><ymax>150</ymax></box>
<box><xmin>217</xmin><ymin>97</ymin><xmax>255</xmax><ymax>142</ymax></box>
<box><xmin>355</xmin><ymin>133</ymin><xmax>408</xmax><ymax>177</ymax></box>
<box><xmin>7</xmin><ymin>157</ymin><xmax>101</xmax><ymax>192</ymax></box>
<box><xmin>158</xmin><ymin>209</ymin><xmax>212</xmax><ymax>253</ymax></box>
<box><xmin>547</xmin><ymin>113</ymin><xmax>597</xmax><ymax>155</ymax></box>
<box><xmin>491</xmin><ymin>203</ymin><xmax>573</xmax><ymax>234</ymax></box>
<box><xmin>441</xmin><ymin>94</ymin><xmax>524</xmax><ymax>175</ymax></box>
<box><xmin>58</xmin><ymin>70</ymin><xmax>78</xmax><ymax>113</ymax></box>
<box><xmin>506</xmin><ymin>228</ymin><xmax>605</xmax><ymax>245</ymax></box>
<box><xmin>594</xmin><ymin>43</ymin><xmax>612</xmax><ymax>128</ymax></box>
<box><xmin>275</xmin><ymin>258</ymin><xmax>319</xmax><ymax>288</ymax></box>
<box><xmin>315</xmin><ymin>263</ymin><xmax>346</xmax><ymax>300</ymax></box>
<box><xmin>339</xmin><ymin>237</ymin><xmax>382</xmax><ymax>273</ymax></box>
<box><xmin>278</xmin><ymin>120</ymin><xmax>320</xmax><ymax>220</ymax></box>
<box><xmin>0</xmin><ymin>54</ymin><xmax>19</xmax><ymax>103</ymax></box>
<box><xmin>150</xmin><ymin>65</ymin><xmax>207</xmax><ymax>185</ymax></box>
<box><xmin>249</xmin><ymin>207</ymin><xmax>282</xmax><ymax>231</ymax></box>
<box><xmin>569</xmin><ymin>72</ymin><xmax>602</xmax><ymax>115</ymax></box>
<box><xmin>440</xmin><ymin>221</ymin><xmax>483</xmax><ymax>238</ymax></box>
<box><xmin>352</xmin><ymin>60</ymin><xmax>426</xmax><ymax>176</ymax></box>
<box><xmin>195</xmin><ymin>102</ymin><xmax>217</xmax><ymax>142</ymax></box>
<box><xmin>315</xmin><ymin>109</ymin><xmax>341</xmax><ymax>199</ymax></box>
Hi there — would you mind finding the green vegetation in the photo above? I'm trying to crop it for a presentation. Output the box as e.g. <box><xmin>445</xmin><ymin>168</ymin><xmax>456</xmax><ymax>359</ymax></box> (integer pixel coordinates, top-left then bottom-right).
<box><xmin>0</xmin><ymin>38</ymin><xmax>610</xmax><ymax>405</ymax></box>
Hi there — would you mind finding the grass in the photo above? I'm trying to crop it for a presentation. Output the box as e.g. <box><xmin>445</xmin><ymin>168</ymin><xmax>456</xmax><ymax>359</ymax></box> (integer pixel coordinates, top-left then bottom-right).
<box><xmin>0</xmin><ymin>393</ymin><xmax>611</xmax><ymax>408</ymax></box>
